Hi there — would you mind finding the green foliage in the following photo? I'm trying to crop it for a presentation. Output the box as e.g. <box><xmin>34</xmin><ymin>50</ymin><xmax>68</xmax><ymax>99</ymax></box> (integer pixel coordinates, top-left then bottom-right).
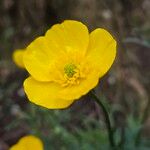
<box><xmin>13</xmin><ymin>103</ymin><xmax>148</xmax><ymax>150</ymax></box>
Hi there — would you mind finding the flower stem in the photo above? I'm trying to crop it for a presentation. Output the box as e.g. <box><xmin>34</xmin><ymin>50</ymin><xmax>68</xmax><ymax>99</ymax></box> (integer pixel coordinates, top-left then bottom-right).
<box><xmin>91</xmin><ymin>92</ymin><xmax>115</xmax><ymax>148</ymax></box>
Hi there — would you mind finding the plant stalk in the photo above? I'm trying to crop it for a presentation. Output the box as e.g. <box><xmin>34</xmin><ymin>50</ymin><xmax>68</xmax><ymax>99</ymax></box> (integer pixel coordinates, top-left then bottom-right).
<box><xmin>91</xmin><ymin>92</ymin><xmax>116</xmax><ymax>148</ymax></box>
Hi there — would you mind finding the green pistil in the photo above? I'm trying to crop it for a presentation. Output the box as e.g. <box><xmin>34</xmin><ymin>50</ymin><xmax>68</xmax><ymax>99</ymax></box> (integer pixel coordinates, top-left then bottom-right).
<box><xmin>64</xmin><ymin>63</ymin><xmax>77</xmax><ymax>78</ymax></box>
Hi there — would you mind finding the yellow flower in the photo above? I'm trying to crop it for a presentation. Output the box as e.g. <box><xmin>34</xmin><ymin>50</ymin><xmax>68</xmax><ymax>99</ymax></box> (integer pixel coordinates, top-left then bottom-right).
<box><xmin>9</xmin><ymin>135</ymin><xmax>44</xmax><ymax>150</ymax></box>
<box><xmin>13</xmin><ymin>49</ymin><xmax>25</xmax><ymax>68</ymax></box>
<box><xmin>23</xmin><ymin>20</ymin><xmax>117</xmax><ymax>109</ymax></box>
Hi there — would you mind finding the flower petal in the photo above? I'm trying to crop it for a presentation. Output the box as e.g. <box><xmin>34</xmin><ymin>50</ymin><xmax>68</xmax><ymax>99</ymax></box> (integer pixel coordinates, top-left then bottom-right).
<box><xmin>24</xmin><ymin>20</ymin><xmax>89</xmax><ymax>82</ymax></box>
<box><xmin>24</xmin><ymin>77</ymin><xmax>74</xmax><ymax>109</ymax></box>
<box><xmin>23</xmin><ymin>37</ymin><xmax>56</xmax><ymax>81</ymax></box>
<box><xmin>13</xmin><ymin>49</ymin><xmax>25</xmax><ymax>68</ymax></box>
<box><xmin>86</xmin><ymin>28</ymin><xmax>117</xmax><ymax>77</ymax></box>
<box><xmin>10</xmin><ymin>135</ymin><xmax>43</xmax><ymax>150</ymax></box>
<box><xmin>45</xmin><ymin>20</ymin><xmax>89</xmax><ymax>55</ymax></box>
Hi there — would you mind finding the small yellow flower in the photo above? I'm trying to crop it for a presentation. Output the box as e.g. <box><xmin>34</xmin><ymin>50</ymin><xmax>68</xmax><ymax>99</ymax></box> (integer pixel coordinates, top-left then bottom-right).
<box><xmin>9</xmin><ymin>135</ymin><xmax>44</xmax><ymax>150</ymax></box>
<box><xmin>13</xmin><ymin>49</ymin><xmax>25</xmax><ymax>68</ymax></box>
<box><xmin>23</xmin><ymin>20</ymin><xmax>117</xmax><ymax>109</ymax></box>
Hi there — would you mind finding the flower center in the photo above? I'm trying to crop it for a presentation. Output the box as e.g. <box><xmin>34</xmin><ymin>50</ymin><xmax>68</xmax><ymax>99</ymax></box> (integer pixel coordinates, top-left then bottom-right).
<box><xmin>53</xmin><ymin>61</ymin><xmax>88</xmax><ymax>87</ymax></box>
<box><xmin>64</xmin><ymin>63</ymin><xmax>77</xmax><ymax>78</ymax></box>
<box><xmin>61</xmin><ymin>63</ymin><xmax>81</xmax><ymax>87</ymax></box>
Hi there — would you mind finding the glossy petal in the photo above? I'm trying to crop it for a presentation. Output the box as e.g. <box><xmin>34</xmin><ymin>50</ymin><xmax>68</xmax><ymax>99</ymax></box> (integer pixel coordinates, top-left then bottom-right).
<box><xmin>23</xmin><ymin>37</ymin><xmax>56</xmax><ymax>81</ymax></box>
<box><xmin>13</xmin><ymin>49</ymin><xmax>25</xmax><ymax>68</ymax></box>
<box><xmin>24</xmin><ymin>77</ymin><xmax>74</xmax><ymax>109</ymax></box>
<box><xmin>45</xmin><ymin>20</ymin><xmax>89</xmax><ymax>56</ymax></box>
<box><xmin>86</xmin><ymin>28</ymin><xmax>116</xmax><ymax>77</ymax></box>
<box><xmin>24</xmin><ymin>20</ymin><xmax>89</xmax><ymax>82</ymax></box>
<box><xmin>10</xmin><ymin>135</ymin><xmax>43</xmax><ymax>150</ymax></box>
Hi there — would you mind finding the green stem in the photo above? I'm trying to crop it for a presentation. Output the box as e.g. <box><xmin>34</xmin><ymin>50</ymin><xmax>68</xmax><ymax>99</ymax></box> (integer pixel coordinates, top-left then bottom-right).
<box><xmin>91</xmin><ymin>92</ymin><xmax>116</xmax><ymax>148</ymax></box>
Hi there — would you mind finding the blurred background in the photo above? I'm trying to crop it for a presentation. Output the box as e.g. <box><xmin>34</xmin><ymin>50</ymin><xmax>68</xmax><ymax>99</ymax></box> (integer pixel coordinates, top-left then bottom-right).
<box><xmin>0</xmin><ymin>0</ymin><xmax>150</xmax><ymax>149</ymax></box>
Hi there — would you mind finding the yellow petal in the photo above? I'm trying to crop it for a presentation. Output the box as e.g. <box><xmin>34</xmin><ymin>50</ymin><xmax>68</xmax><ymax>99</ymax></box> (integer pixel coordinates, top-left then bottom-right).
<box><xmin>24</xmin><ymin>77</ymin><xmax>74</xmax><ymax>109</ymax></box>
<box><xmin>45</xmin><ymin>20</ymin><xmax>89</xmax><ymax>56</ymax></box>
<box><xmin>24</xmin><ymin>21</ymin><xmax>89</xmax><ymax>82</ymax></box>
<box><xmin>86</xmin><ymin>28</ymin><xmax>117</xmax><ymax>77</ymax></box>
<box><xmin>59</xmin><ymin>68</ymin><xmax>100</xmax><ymax>100</ymax></box>
<box><xmin>10</xmin><ymin>135</ymin><xmax>43</xmax><ymax>150</ymax></box>
<box><xmin>23</xmin><ymin>37</ymin><xmax>56</xmax><ymax>81</ymax></box>
<box><xmin>12</xmin><ymin>49</ymin><xmax>25</xmax><ymax>68</ymax></box>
